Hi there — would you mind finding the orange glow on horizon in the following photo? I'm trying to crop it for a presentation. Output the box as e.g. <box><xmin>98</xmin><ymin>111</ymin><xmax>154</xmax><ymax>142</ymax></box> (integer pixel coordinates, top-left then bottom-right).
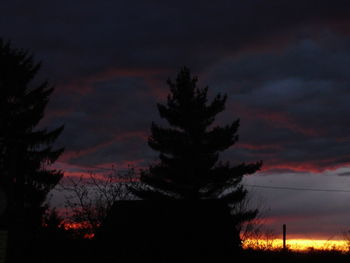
<box><xmin>63</xmin><ymin>222</ymin><xmax>92</xmax><ymax>230</ymax></box>
<box><xmin>63</xmin><ymin>222</ymin><xmax>96</xmax><ymax>239</ymax></box>
<box><xmin>242</xmin><ymin>238</ymin><xmax>349</xmax><ymax>252</ymax></box>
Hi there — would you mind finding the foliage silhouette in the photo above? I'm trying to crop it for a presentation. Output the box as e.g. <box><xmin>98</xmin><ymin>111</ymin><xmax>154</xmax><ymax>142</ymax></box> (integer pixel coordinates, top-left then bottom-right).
<box><xmin>0</xmin><ymin>39</ymin><xmax>64</xmax><ymax>262</ymax></box>
<box><xmin>99</xmin><ymin>67</ymin><xmax>262</xmax><ymax>260</ymax></box>
<box><xmin>131</xmin><ymin>67</ymin><xmax>262</xmax><ymax>228</ymax></box>
<box><xmin>131</xmin><ymin>67</ymin><xmax>262</xmax><ymax>201</ymax></box>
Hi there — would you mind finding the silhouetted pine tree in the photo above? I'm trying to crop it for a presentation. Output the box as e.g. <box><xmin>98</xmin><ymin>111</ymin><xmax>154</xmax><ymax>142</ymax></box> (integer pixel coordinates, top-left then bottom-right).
<box><xmin>0</xmin><ymin>39</ymin><xmax>64</xmax><ymax>260</ymax></box>
<box><xmin>132</xmin><ymin>67</ymin><xmax>262</xmax><ymax>207</ymax></box>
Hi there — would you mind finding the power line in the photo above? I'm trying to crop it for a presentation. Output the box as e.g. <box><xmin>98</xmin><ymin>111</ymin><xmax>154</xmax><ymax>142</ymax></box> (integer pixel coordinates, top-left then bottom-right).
<box><xmin>244</xmin><ymin>184</ymin><xmax>350</xmax><ymax>193</ymax></box>
<box><xmin>57</xmin><ymin>162</ymin><xmax>350</xmax><ymax>193</ymax></box>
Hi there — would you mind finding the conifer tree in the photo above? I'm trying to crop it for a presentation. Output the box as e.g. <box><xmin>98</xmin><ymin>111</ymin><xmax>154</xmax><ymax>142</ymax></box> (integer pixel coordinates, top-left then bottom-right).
<box><xmin>132</xmin><ymin>67</ymin><xmax>262</xmax><ymax>209</ymax></box>
<box><xmin>0</xmin><ymin>39</ymin><xmax>64</xmax><ymax>259</ymax></box>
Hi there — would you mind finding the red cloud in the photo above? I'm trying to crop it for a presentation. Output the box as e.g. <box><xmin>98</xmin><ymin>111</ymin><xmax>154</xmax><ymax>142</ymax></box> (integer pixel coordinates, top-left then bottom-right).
<box><xmin>55</xmin><ymin>160</ymin><xmax>143</xmax><ymax>184</ymax></box>
<box><xmin>234</xmin><ymin>104</ymin><xmax>320</xmax><ymax>136</ymax></box>
<box><xmin>59</xmin><ymin>67</ymin><xmax>170</xmax><ymax>96</ymax></box>
<box><xmin>262</xmin><ymin>158</ymin><xmax>350</xmax><ymax>173</ymax></box>
<box><xmin>58</xmin><ymin>130</ymin><xmax>148</xmax><ymax>164</ymax></box>
<box><xmin>236</xmin><ymin>143</ymin><xmax>283</xmax><ymax>151</ymax></box>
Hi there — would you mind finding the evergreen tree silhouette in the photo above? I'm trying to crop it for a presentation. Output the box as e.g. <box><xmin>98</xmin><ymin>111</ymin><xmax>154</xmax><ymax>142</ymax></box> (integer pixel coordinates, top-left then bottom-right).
<box><xmin>0</xmin><ymin>39</ymin><xmax>64</xmax><ymax>261</ymax></box>
<box><xmin>132</xmin><ymin>67</ymin><xmax>262</xmax><ymax>204</ymax></box>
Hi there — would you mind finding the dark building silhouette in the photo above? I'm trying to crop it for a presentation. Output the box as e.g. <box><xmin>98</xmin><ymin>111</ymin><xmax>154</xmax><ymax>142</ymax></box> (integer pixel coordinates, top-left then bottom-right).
<box><xmin>95</xmin><ymin>200</ymin><xmax>239</xmax><ymax>261</ymax></box>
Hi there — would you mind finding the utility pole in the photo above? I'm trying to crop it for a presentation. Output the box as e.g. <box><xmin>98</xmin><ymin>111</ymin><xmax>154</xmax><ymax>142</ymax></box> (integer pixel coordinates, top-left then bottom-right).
<box><xmin>283</xmin><ymin>224</ymin><xmax>287</xmax><ymax>250</ymax></box>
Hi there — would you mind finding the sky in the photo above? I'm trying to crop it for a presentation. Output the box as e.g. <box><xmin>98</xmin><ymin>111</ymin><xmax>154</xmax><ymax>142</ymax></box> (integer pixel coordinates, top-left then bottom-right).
<box><xmin>1</xmin><ymin>0</ymin><xmax>350</xmax><ymax>240</ymax></box>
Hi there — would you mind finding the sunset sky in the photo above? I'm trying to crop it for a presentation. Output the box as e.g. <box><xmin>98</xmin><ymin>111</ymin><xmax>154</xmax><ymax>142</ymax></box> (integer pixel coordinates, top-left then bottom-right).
<box><xmin>1</xmin><ymin>1</ymin><xmax>350</xmax><ymax>241</ymax></box>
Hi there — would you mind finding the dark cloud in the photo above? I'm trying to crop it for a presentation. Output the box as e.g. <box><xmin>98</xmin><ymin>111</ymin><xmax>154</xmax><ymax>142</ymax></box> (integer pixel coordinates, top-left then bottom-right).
<box><xmin>205</xmin><ymin>35</ymin><xmax>350</xmax><ymax>171</ymax></box>
<box><xmin>44</xmin><ymin>76</ymin><xmax>161</xmax><ymax>165</ymax></box>
<box><xmin>2</xmin><ymin>0</ymin><xmax>348</xmax><ymax>172</ymax></box>
<box><xmin>2</xmin><ymin>0</ymin><xmax>350</xmax><ymax>239</ymax></box>
<box><xmin>2</xmin><ymin>0</ymin><xmax>350</xmax><ymax>82</ymax></box>
<box><xmin>338</xmin><ymin>172</ymin><xmax>350</xmax><ymax>177</ymax></box>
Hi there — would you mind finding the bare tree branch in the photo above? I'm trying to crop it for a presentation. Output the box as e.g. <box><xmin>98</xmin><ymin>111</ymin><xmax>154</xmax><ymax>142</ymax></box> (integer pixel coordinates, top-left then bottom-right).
<box><xmin>58</xmin><ymin>168</ymin><xmax>137</xmax><ymax>237</ymax></box>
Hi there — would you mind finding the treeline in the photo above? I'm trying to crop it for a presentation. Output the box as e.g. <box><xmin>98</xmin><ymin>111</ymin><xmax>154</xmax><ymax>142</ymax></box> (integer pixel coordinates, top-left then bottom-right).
<box><xmin>0</xmin><ymin>39</ymin><xmax>264</xmax><ymax>262</ymax></box>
